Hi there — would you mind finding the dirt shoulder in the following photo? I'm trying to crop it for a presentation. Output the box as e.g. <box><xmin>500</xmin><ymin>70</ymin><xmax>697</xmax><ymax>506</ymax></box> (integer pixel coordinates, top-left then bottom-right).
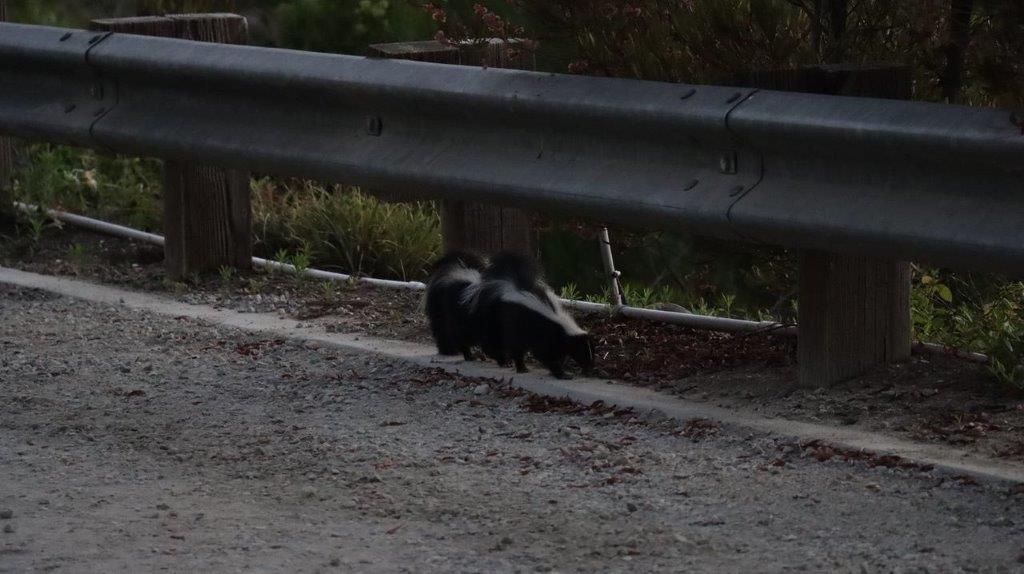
<box><xmin>4</xmin><ymin>283</ymin><xmax>1024</xmax><ymax>572</ymax></box>
<box><xmin>4</xmin><ymin>228</ymin><xmax>1024</xmax><ymax>470</ymax></box>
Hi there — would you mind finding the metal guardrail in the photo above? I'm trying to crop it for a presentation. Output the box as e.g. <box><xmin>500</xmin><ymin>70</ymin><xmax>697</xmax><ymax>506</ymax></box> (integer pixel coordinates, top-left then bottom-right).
<box><xmin>1</xmin><ymin>22</ymin><xmax>1022</xmax><ymax>274</ymax></box>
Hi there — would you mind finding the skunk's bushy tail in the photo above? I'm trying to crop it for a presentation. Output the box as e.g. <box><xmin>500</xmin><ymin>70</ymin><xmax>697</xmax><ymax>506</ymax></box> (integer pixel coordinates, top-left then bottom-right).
<box><xmin>425</xmin><ymin>250</ymin><xmax>485</xmax><ymax>359</ymax></box>
<box><xmin>483</xmin><ymin>251</ymin><xmax>540</xmax><ymax>290</ymax></box>
<box><xmin>429</xmin><ymin>249</ymin><xmax>486</xmax><ymax>278</ymax></box>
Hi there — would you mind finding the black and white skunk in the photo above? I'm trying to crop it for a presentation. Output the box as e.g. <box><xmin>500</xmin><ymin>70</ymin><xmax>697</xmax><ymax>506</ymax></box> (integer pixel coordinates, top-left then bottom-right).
<box><xmin>424</xmin><ymin>250</ymin><xmax>487</xmax><ymax>360</ymax></box>
<box><xmin>471</xmin><ymin>252</ymin><xmax>594</xmax><ymax>379</ymax></box>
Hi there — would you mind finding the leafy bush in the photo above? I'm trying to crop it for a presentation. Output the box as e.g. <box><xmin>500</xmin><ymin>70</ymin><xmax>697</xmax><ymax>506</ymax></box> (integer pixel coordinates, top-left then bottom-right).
<box><xmin>12</xmin><ymin>144</ymin><xmax>163</xmax><ymax>232</ymax></box>
<box><xmin>512</xmin><ymin>0</ymin><xmax>814</xmax><ymax>83</ymax></box>
<box><xmin>502</xmin><ymin>0</ymin><xmax>1021</xmax><ymax>107</ymax></box>
<box><xmin>261</xmin><ymin>0</ymin><xmax>436</xmax><ymax>54</ymax></box>
<box><xmin>912</xmin><ymin>267</ymin><xmax>1024</xmax><ymax>387</ymax></box>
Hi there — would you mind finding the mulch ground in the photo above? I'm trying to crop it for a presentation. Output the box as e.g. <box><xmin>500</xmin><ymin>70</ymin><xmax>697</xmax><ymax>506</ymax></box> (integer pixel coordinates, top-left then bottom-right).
<box><xmin>583</xmin><ymin>315</ymin><xmax>794</xmax><ymax>384</ymax></box>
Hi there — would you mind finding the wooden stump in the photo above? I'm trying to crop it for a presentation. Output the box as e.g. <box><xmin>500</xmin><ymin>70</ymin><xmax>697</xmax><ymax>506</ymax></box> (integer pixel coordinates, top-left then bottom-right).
<box><xmin>367</xmin><ymin>39</ymin><xmax>535</xmax><ymax>256</ymax></box>
<box><xmin>91</xmin><ymin>13</ymin><xmax>252</xmax><ymax>280</ymax></box>
<box><xmin>736</xmin><ymin>64</ymin><xmax>913</xmax><ymax>386</ymax></box>
<box><xmin>89</xmin><ymin>15</ymin><xmax>177</xmax><ymax>37</ymax></box>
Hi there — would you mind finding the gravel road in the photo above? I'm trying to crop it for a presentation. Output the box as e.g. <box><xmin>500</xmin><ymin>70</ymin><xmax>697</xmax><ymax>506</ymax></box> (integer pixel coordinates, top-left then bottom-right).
<box><xmin>2</xmin><ymin>283</ymin><xmax>1024</xmax><ymax>573</ymax></box>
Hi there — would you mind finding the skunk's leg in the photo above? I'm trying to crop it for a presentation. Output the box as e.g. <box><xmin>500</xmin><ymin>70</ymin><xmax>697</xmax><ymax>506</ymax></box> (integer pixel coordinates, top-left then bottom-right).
<box><xmin>546</xmin><ymin>358</ymin><xmax>572</xmax><ymax>380</ymax></box>
<box><xmin>514</xmin><ymin>354</ymin><xmax>528</xmax><ymax>373</ymax></box>
<box><xmin>461</xmin><ymin>346</ymin><xmax>474</xmax><ymax>361</ymax></box>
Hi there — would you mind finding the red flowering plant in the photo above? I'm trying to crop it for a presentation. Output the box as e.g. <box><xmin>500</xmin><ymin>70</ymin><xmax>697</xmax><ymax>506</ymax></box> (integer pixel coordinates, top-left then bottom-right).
<box><xmin>418</xmin><ymin>1</ymin><xmax>537</xmax><ymax>64</ymax></box>
<box><xmin>491</xmin><ymin>0</ymin><xmax>817</xmax><ymax>82</ymax></box>
<box><xmin>424</xmin><ymin>0</ymin><xmax>1020</xmax><ymax>109</ymax></box>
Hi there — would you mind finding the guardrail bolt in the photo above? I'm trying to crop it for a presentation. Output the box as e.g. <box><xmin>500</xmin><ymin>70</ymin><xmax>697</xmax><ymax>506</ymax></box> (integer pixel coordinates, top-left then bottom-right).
<box><xmin>718</xmin><ymin>152</ymin><xmax>737</xmax><ymax>174</ymax></box>
<box><xmin>60</xmin><ymin>32</ymin><xmax>73</xmax><ymax>42</ymax></box>
<box><xmin>680</xmin><ymin>88</ymin><xmax>697</xmax><ymax>101</ymax></box>
<box><xmin>91</xmin><ymin>82</ymin><xmax>104</xmax><ymax>100</ymax></box>
<box><xmin>366</xmin><ymin>116</ymin><xmax>383</xmax><ymax>136</ymax></box>
<box><xmin>64</xmin><ymin>103</ymin><xmax>77</xmax><ymax>114</ymax></box>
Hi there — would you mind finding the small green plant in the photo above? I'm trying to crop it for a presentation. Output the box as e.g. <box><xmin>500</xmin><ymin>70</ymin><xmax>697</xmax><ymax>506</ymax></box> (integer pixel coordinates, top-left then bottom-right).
<box><xmin>584</xmin><ymin>290</ymin><xmax>608</xmax><ymax>305</ymax></box>
<box><xmin>616</xmin><ymin>283</ymin><xmax>684</xmax><ymax>310</ymax></box>
<box><xmin>246</xmin><ymin>275</ymin><xmax>268</xmax><ymax>294</ymax></box>
<box><xmin>218</xmin><ymin>265</ymin><xmax>236</xmax><ymax>285</ymax></box>
<box><xmin>687</xmin><ymin>298</ymin><xmax>716</xmax><ymax>317</ymax></box>
<box><xmin>271</xmin><ymin>248</ymin><xmax>292</xmax><ymax>275</ymax></box>
<box><xmin>161</xmin><ymin>278</ymin><xmax>189</xmax><ymax>295</ymax></box>
<box><xmin>319</xmin><ymin>280</ymin><xmax>337</xmax><ymax>301</ymax></box>
<box><xmin>65</xmin><ymin>243</ymin><xmax>91</xmax><ymax>267</ymax></box>
<box><xmin>291</xmin><ymin>248</ymin><xmax>312</xmax><ymax>279</ymax></box>
<box><xmin>21</xmin><ymin>207</ymin><xmax>57</xmax><ymax>244</ymax></box>
<box><xmin>716</xmin><ymin>293</ymin><xmax>737</xmax><ymax>317</ymax></box>
<box><xmin>559</xmin><ymin>282</ymin><xmax>581</xmax><ymax>301</ymax></box>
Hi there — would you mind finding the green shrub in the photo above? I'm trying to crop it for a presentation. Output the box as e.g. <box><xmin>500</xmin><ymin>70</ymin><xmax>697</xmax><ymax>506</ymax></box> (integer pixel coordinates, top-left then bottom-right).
<box><xmin>12</xmin><ymin>144</ymin><xmax>162</xmax><ymax>232</ymax></box>
<box><xmin>912</xmin><ymin>267</ymin><xmax>1024</xmax><ymax>388</ymax></box>
<box><xmin>9</xmin><ymin>145</ymin><xmax>441</xmax><ymax>281</ymax></box>
<box><xmin>251</xmin><ymin>177</ymin><xmax>441</xmax><ymax>281</ymax></box>
<box><xmin>268</xmin><ymin>0</ymin><xmax>435</xmax><ymax>54</ymax></box>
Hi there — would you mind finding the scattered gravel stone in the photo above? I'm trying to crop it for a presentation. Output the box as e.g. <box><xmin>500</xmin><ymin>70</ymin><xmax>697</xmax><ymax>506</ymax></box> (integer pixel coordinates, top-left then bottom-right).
<box><xmin>1</xmin><ymin>274</ymin><xmax>1023</xmax><ymax>571</ymax></box>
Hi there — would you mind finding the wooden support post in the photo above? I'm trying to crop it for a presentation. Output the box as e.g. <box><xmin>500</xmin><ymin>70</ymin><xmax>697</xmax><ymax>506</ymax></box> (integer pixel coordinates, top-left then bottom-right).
<box><xmin>0</xmin><ymin>0</ymin><xmax>15</xmax><ymax>227</ymax></box>
<box><xmin>91</xmin><ymin>13</ymin><xmax>252</xmax><ymax>279</ymax></box>
<box><xmin>798</xmin><ymin>252</ymin><xmax>911</xmax><ymax>384</ymax></box>
<box><xmin>736</xmin><ymin>64</ymin><xmax>913</xmax><ymax>386</ymax></box>
<box><xmin>368</xmin><ymin>39</ymin><xmax>535</xmax><ymax>257</ymax></box>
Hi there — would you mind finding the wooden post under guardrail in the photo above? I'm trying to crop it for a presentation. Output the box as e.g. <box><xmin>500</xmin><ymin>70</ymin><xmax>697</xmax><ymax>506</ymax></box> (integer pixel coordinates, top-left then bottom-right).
<box><xmin>90</xmin><ymin>13</ymin><xmax>252</xmax><ymax>280</ymax></box>
<box><xmin>368</xmin><ymin>39</ymin><xmax>535</xmax><ymax>257</ymax></box>
<box><xmin>735</xmin><ymin>64</ymin><xmax>913</xmax><ymax>386</ymax></box>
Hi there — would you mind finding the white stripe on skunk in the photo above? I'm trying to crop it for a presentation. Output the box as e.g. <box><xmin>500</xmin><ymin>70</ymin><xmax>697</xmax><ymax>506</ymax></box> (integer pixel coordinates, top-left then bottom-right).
<box><xmin>491</xmin><ymin>280</ymin><xmax>586</xmax><ymax>336</ymax></box>
<box><xmin>469</xmin><ymin>277</ymin><xmax>593</xmax><ymax>379</ymax></box>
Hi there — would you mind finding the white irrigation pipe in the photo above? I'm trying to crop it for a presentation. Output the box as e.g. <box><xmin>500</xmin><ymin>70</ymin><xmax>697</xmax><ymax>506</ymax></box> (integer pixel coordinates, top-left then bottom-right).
<box><xmin>24</xmin><ymin>203</ymin><xmax>167</xmax><ymax>246</ymax></box>
<box><xmin>16</xmin><ymin>202</ymin><xmax>426</xmax><ymax>291</ymax></box>
<box><xmin>560</xmin><ymin>298</ymin><xmax>795</xmax><ymax>335</ymax></box>
<box><xmin>251</xmin><ymin>256</ymin><xmax>426</xmax><ymax>290</ymax></box>
<box><xmin>911</xmin><ymin>342</ymin><xmax>989</xmax><ymax>364</ymax></box>
<box><xmin>15</xmin><ymin>203</ymin><xmax>988</xmax><ymax>362</ymax></box>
